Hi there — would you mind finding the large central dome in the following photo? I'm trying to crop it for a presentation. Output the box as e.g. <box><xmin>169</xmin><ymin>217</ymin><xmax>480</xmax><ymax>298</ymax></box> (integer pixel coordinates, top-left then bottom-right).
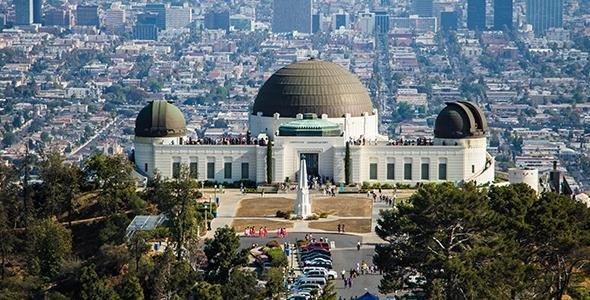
<box><xmin>252</xmin><ymin>59</ymin><xmax>374</xmax><ymax>118</ymax></box>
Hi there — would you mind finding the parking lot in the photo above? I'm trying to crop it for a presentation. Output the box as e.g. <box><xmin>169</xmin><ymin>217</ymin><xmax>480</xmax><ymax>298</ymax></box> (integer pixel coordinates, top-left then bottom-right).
<box><xmin>239</xmin><ymin>233</ymin><xmax>387</xmax><ymax>299</ymax></box>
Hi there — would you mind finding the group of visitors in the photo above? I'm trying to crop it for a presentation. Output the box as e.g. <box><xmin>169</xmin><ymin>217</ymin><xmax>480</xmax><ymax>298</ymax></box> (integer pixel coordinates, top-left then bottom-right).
<box><xmin>323</xmin><ymin>185</ymin><xmax>337</xmax><ymax>197</ymax></box>
<box><xmin>336</xmin><ymin>223</ymin><xmax>346</xmax><ymax>234</ymax></box>
<box><xmin>340</xmin><ymin>260</ymin><xmax>381</xmax><ymax>289</ymax></box>
<box><xmin>182</xmin><ymin>135</ymin><xmax>269</xmax><ymax>146</ymax></box>
<box><xmin>244</xmin><ymin>226</ymin><xmax>269</xmax><ymax>237</ymax></box>
<box><xmin>387</xmin><ymin>137</ymin><xmax>434</xmax><ymax>146</ymax></box>
<box><xmin>367</xmin><ymin>188</ymin><xmax>398</xmax><ymax>207</ymax></box>
<box><xmin>277</xmin><ymin>227</ymin><xmax>288</xmax><ymax>238</ymax></box>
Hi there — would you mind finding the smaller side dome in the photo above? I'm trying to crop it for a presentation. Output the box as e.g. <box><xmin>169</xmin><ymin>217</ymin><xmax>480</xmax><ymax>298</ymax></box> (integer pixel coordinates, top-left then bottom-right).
<box><xmin>434</xmin><ymin>102</ymin><xmax>486</xmax><ymax>139</ymax></box>
<box><xmin>135</xmin><ymin>100</ymin><xmax>187</xmax><ymax>138</ymax></box>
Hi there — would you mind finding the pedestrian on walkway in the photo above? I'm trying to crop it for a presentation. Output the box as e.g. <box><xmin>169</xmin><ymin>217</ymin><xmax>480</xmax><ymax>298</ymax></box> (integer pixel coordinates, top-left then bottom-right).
<box><xmin>337</xmin><ymin>223</ymin><xmax>341</xmax><ymax>233</ymax></box>
<box><xmin>341</xmin><ymin>269</ymin><xmax>346</xmax><ymax>280</ymax></box>
<box><xmin>357</xmin><ymin>241</ymin><xmax>361</xmax><ymax>251</ymax></box>
<box><xmin>341</xmin><ymin>224</ymin><xmax>345</xmax><ymax>233</ymax></box>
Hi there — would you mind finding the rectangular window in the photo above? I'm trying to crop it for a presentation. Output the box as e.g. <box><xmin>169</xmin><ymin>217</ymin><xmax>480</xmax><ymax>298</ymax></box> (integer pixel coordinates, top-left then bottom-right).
<box><xmin>207</xmin><ymin>162</ymin><xmax>215</xmax><ymax>179</ymax></box>
<box><xmin>439</xmin><ymin>163</ymin><xmax>447</xmax><ymax>180</ymax></box>
<box><xmin>369</xmin><ymin>163</ymin><xmax>378</xmax><ymax>180</ymax></box>
<box><xmin>172</xmin><ymin>162</ymin><xmax>181</xmax><ymax>179</ymax></box>
<box><xmin>421</xmin><ymin>163</ymin><xmax>429</xmax><ymax>180</ymax></box>
<box><xmin>189</xmin><ymin>162</ymin><xmax>198</xmax><ymax>179</ymax></box>
<box><xmin>224</xmin><ymin>162</ymin><xmax>232</xmax><ymax>179</ymax></box>
<box><xmin>241</xmin><ymin>162</ymin><xmax>249</xmax><ymax>179</ymax></box>
<box><xmin>404</xmin><ymin>163</ymin><xmax>412</xmax><ymax>180</ymax></box>
<box><xmin>387</xmin><ymin>163</ymin><xmax>395</xmax><ymax>180</ymax></box>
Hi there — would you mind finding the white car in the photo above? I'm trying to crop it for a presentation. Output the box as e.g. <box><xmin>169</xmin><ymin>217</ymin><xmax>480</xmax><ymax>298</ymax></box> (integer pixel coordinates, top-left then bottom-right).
<box><xmin>302</xmin><ymin>267</ymin><xmax>337</xmax><ymax>280</ymax></box>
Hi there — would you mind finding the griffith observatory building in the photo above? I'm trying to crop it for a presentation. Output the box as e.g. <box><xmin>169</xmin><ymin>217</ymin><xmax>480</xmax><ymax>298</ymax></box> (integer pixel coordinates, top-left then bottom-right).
<box><xmin>133</xmin><ymin>59</ymin><xmax>494</xmax><ymax>186</ymax></box>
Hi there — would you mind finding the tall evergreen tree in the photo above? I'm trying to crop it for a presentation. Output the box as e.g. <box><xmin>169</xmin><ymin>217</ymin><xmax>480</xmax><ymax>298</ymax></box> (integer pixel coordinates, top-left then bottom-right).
<box><xmin>266</xmin><ymin>140</ymin><xmax>273</xmax><ymax>184</ymax></box>
<box><xmin>344</xmin><ymin>141</ymin><xmax>351</xmax><ymax>185</ymax></box>
<box><xmin>204</xmin><ymin>226</ymin><xmax>248</xmax><ymax>284</ymax></box>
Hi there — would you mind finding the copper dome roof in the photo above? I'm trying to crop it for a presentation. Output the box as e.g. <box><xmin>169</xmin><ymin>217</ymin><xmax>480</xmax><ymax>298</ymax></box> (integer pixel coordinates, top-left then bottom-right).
<box><xmin>135</xmin><ymin>100</ymin><xmax>187</xmax><ymax>138</ymax></box>
<box><xmin>252</xmin><ymin>59</ymin><xmax>374</xmax><ymax>118</ymax></box>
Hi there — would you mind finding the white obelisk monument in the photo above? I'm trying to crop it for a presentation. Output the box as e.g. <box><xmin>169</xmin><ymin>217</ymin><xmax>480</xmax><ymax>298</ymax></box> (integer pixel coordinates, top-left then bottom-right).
<box><xmin>295</xmin><ymin>158</ymin><xmax>312</xmax><ymax>219</ymax></box>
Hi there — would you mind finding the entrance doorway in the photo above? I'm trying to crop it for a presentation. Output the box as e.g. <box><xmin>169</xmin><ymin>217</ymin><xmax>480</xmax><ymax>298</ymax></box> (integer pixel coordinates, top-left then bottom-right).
<box><xmin>300</xmin><ymin>153</ymin><xmax>319</xmax><ymax>178</ymax></box>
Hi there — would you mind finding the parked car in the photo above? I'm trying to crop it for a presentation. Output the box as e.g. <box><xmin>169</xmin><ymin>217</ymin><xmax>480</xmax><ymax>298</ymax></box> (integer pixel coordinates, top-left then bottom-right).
<box><xmin>302</xmin><ymin>267</ymin><xmax>338</xmax><ymax>280</ymax></box>
<box><xmin>303</xmin><ymin>268</ymin><xmax>338</xmax><ymax>280</ymax></box>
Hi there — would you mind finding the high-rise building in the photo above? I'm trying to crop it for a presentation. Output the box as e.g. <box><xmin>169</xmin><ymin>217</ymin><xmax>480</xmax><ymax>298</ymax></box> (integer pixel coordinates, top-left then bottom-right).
<box><xmin>105</xmin><ymin>3</ymin><xmax>125</xmax><ymax>32</ymax></box>
<box><xmin>526</xmin><ymin>0</ymin><xmax>563</xmax><ymax>35</ymax></box>
<box><xmin>134</xmin><ymin>12</ymin><xmax>159</xmax><ymax>40</ymax></box>
<box><xmin>312</xmin><ymin>13</ymin><xmax>320</xmax><ymax>33</ymax></box>
<box><xmin>494</xmin><ymin>0</ymin><xmax>513</xmax><ymax>30</ymax></box>
<box><xmin>44</xmin><ymin>8</ymin><xmax>66</xmax><ymax>26</ymax></box>
<box><xmin>15</xmin><ymin>0</ymin><xmax>33</xmax><ymax>25</ymax></box>
<box><xmin>358</xmin><ymin>11</ymin><xmax>375</xmax><ymax>35</ymax></box>
<box><xmin>374</xmin><ymin>11</ymin><xmax>389</xmax><ymax>34</ymax></box>
<box><xmin>166</xmin><ymin>4</ymin><xmax>191</xmax><ymax>29</ymax></box>
<box><xmin>412</xmin><ymin>0</ymin><xmax>433</xmax><ymax>17</ymax></box>
<box><xmin>334</xmin><ymin>11</ymin><xmax>349</xmax><ymax>30</ymax></box>
<box><xmin>145</xmin><ymin>3</ymin><xmax>166</xmax><ymax>30</ymax></box>
<box><xmin>230</xmin><ymin>15</ymin><xmax>252</xmax><ymax>31</ymax></box>
<box><xmin>76</xmin><ymin>5</ymin><xmax>99</xmax><ymax>26</ymax></box>
<box><xmin>0</xmin><ymin>14</ymin><xmax>6</xmax><ymax>29</ymax></box>
<box><xmin>33</xmin><ymin>0</ymin><xmax>42</xmax><ymax>23</ymax></box>
<box><xmin>467</xmin><ymin>0</ymin><xmax>486</xmax><ymax>30</ymax></box>
<box><xmin>204</xmin><ymin>10</ymin><xmax>229</xmax><ymax>31</ymax></box>
<box><xmin>272</xmin><ymin>0</ymin><xmax>312</xmax><ymax>34</ymax></box>
<box><xmin>441</xmin><ymin>11</ymin><xmax>458</xmax><ymax>31</ymax></box>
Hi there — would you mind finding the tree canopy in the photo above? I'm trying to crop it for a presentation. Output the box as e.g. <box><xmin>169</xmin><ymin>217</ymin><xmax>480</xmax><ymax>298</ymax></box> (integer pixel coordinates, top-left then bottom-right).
<box><xmin>374</xmin><ymin>183</ymin><xmax>590</xmax><ymax>299</ymax></box>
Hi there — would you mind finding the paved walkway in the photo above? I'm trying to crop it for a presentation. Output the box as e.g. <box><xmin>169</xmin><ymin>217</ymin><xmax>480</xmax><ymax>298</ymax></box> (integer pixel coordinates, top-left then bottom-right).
<box><xmin>203</xmin><ymin>188</ymin><xmax>412</xmax><ymax>245</ymax></box>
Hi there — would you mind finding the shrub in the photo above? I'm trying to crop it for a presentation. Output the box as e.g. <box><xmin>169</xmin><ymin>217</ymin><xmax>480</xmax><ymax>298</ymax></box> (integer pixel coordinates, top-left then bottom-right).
<box><xmin>319</xmin><ymin>212</ymin><xmax>329</xmax><ymax>218</ymax></box>
<box><xmin>275</xmin><ymin>210</ymin><xmax>292</xmax><ymax>219</ymax></box>
<box><xmin>266</xmin><ymin>240</ymin><xmax>280</xmax><ymax>248</ymax></box>
<box><xmin>305</xmin><ymin>214</ymin><xmax>319</xmax><ymax>221</ymax></box>
<box><xmin>266</xmin><ymin>247</ymin><xmax>288</xmax><ymax>268</ymax></box>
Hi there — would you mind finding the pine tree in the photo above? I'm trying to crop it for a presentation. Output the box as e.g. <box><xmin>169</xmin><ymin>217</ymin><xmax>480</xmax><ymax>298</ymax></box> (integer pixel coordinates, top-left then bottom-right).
<box><xmin>266</xmin><ymin>140</ymin><xmax>273</xmax><ymax>184</ymax></box>
<box><xmin>344</xmin><ymin>141</ymin><xmax>351</xmax><ymax>185</ymax></box>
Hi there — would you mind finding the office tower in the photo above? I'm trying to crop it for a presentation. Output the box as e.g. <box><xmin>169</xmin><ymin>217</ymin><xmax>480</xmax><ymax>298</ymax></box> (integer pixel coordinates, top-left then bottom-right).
<box><xmin>204</xmin><ymin>9</ymin><xmax>229</xmax><ymax>31</ymax></box>
<box><xmin>105</xmin><ymin>3</ymin><xmax>125</xmax><ymax>32</ymax></box>
<box><xmin>272</xmin><ymin>0</ymin><xmax>312</xmax><ymax>34</ymax></box>
<box><xmin>134</xmin><ymin>12</ymin><xmax>159</xmax><ymax>40</ymax></box>
<box><xmin>467</xmin><ymin>0</ymin><xmax>486</xmax><ymax>30</ymax></box>
<box><xmin>15</xmin><ymin>0</ymin><xmax>33</xmax><ymax>25</ymax></box>
<box><xmin>334</xmin><ymin>12</ymin><xmax>349</xmax><ymax>29</ymax></box>
<box><xmin>230</xmin><ymin>15</ymin><xmax>252</xmax><ymax>31</ymax></box>
<box><xmin>494</xmin><ymin>0</ymin><xmax>513</xmax><ymax>30</ymax></box>
<box><xmin>33</xmin><ymin>0</ymin><xmax>42</xmax><ymax>23</ymax></box>
<box><xmin>440</xmin><ymin>11</ymin><xmax>458</xmax><ymax>31</ymax></box>
<box><xmin>358</xmin><ymin>11</ymin><xmax>375</xmax><ymax>35</ymax></box>
<box><xmin>44</xmin><ymin>8</ymin><xmax>66</xmax><ymax>26</ymax></box>
<box><xmin>526</xmin><ymin>0</ymin><xmax>563</xmax><ymax>35</ymax></box>
<box><xmin>374</xmin><ymin>11</ymin><xmax>389</xmax><ymax>34</ymax></box>
<box><xmin>76</xmin><ymin>5</ymin><xmax>99</xmax><ymax>26</ymax></box>
<box><xmin>145</xmin><ymin>3</ymin><xmax>166</xmax><ymax>30</ymax></box>
<box><xmin>166</xmin><ymin>4</ymin><xmax>191</xmax><ymax>29</ymax></box>
<box><xmin>312</xmin><ymin>14</ymin><xmax>319</xmax><ymax>33</ymax></box>
<box><xmin>412</xmin><ymin>0</ymin><xmax>433</xmax><ymax>17</ymax></box>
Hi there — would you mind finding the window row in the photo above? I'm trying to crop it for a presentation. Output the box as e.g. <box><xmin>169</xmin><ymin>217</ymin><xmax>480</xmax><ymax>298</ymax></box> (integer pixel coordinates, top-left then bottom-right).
<box><xmin>172</xmin><ymin>162</ymin><xmax>250</xmax><ymax>180</ymax></box>
<box><xmin>369</xmin><ymin>163</ymin><xmax>447</xmax><ymax>181</ymax></box>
